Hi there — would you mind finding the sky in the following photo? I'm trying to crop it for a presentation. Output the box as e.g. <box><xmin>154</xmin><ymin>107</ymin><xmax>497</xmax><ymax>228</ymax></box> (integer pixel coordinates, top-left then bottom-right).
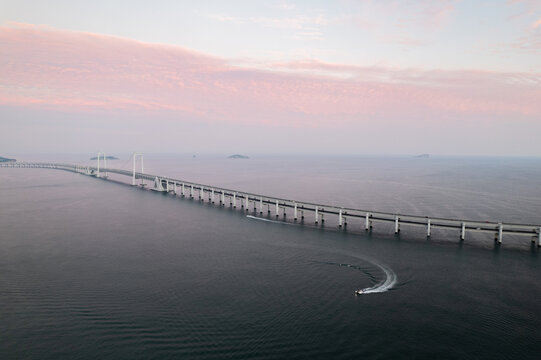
<box><xmin>1</xmin><ymin>0</ymin><xmax>540</xmax><ymax>156</ymax></box>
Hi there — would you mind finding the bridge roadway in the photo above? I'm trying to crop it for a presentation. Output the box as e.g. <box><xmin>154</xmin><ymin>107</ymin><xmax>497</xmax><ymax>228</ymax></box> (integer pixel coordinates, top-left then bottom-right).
<box><xmin>2</xmin><ymin>162</ymin><xmax>541</xmax><ymax>247</ymax></box>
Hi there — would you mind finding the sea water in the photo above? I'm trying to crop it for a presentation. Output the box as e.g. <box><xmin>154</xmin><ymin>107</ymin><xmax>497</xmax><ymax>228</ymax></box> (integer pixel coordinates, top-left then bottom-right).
<box><xmin>1</xmin><ymin>155</ymin><xmax>540</xmax><ymax>359</ymax></box>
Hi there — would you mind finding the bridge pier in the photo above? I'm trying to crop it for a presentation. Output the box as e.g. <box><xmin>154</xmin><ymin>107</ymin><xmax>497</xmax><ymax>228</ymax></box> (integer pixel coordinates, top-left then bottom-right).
<box><xmin>132</xmin><ymin>153</ymin><xmax>144</xmax><ymax>186</ymax></box>
<box><xmin>103</xmin><ymin>153</ymin><xmax>107</xmax><ymax>178</ymax></box>
<box><xmin>275</xmin><ymin>200</ymin><xmax>279</xmax><ymax>217</ymax></box>
<box><xmin>96</xmin><ymin>152</ymin><xmax>108</xmax><ymax>179</ymax></box>
<box><xmin>259</xmin><ymin>197</ymin><xmax>263</xmax><ymax>214</ymax></box>
<box><xmin>294</xmin><ymin>203</ymin><xmax>298</xmax><ymax>220</ymax></box>
<box><xmin>365</xmin><ymin>213</ymin><xmax>371</xmax><ymax>231</ymax></box>
<box><xmin>461</xmin><ymin>222</ymin><xmax>466</xmax><ymax>240</ymax></box>
<box><xmin>190</xmin><ymin>185</ymin><xmax>194</xmax><ymax>199</ymax></box>
<box><xmin>339</xmin><ymin>209</ymin><xmax>343</xmax><ymax>228</ymax></box>
<box><xmin>181</xmin><ymin>183</ymin><xmax>185</xmax><ymax>197</ymax></box>
<box><xmin>221</xmin><ymin>190</ymin><xmax>225</xmax><ymax>206</ymax></box>
<box><xmin>153</xmin><ymin>176</ymin><xmax>166</xmax><ymax>192</ymax></box>
<box><xmin>498</xmin><ymin>223</ymin><xmax>503</xmax><ymax>244</ymax></box>
<box><xmin>199</xmin><ymin>187</ymin><xmax>203</xmax><ymax>201</ymax></box>
<box><xmin>233</xmin><ymin>193</ymin><xmax>236</xmax><ymax>208</ymax></box>
<box><xmin>395</xmin><ymin>216</ymin><xmax>400</xmax><ymax>234</ymax></box>
<box><xmin>315</xmin><ymin>206</ymin><xmax>319</xmax><ymax>224</ymax></box>
<box><xmin>538</xmin><ymin>228</ymin><xmax>541</xmax><ymax>247</ymax></box>
<box><xmin>97</xmin><ymin>152</ymin><xmax>101</xmax><ymax>178</ymax></box>
<box><xmin>427</xmin><ymin>219</ymin><xmax>431</xmax><ymax>237</ymax></box>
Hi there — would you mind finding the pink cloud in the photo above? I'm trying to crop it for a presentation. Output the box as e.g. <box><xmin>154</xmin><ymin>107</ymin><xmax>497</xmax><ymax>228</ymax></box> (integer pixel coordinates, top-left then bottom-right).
<box><xmin>1</xmin><ymin>23</ymin><xmax>540</xmax><ymax>128</ymax></box>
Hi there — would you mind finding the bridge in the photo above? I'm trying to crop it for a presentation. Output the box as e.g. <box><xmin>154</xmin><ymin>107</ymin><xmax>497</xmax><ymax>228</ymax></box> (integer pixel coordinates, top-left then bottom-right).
<box><xmin>2</xmin><ymin>155</ymin><xmax>541</xmax><ymax>248</ymax></box>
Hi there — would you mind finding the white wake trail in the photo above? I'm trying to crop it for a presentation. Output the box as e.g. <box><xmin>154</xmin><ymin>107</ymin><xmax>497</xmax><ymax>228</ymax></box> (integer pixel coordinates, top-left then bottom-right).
<box><xmin>246</xmin><ymin>215</ymin><xmax>397</xmax><ymax>294</ymax></box>
<box><xmin>359</xmin><ymin>261</ymin><xmax>397</xmax><ymax>294</ymax></box>
<box><xmin>246</xmin><ymin>215</ymin><xmax>296</xmax><ymax>226</ymax></box>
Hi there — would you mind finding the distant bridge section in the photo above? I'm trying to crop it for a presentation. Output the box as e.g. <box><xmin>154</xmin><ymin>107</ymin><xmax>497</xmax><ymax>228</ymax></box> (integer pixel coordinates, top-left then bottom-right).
<box><xmin>2</xmin><ymin>160</ymin><xmax>540</xmax><ymax>248</ymax></box>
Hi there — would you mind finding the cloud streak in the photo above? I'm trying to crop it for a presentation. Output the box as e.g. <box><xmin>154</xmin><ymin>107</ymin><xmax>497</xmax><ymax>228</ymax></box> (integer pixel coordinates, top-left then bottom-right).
<box><xmin>1</xmin><ymin>23</ymin><xmax>540</xmax><ymax>130</ymax></box>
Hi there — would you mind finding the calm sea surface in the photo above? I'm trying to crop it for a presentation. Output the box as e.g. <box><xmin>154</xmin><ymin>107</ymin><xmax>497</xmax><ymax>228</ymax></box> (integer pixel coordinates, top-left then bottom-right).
<box><xmin>1</xmin><ymin>155</ymin><xmax>540</xmax><ymax>359</ymax></box>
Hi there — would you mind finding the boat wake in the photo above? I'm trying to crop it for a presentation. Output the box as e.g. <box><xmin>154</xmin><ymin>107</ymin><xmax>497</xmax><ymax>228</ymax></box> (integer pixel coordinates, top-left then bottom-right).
<box><xmin>247</xmin><ymin>214</ymin><xmax>397</xmax><ymax>295</ymax></box>
<box><xmin>246</xmin><ymin>215</ymin><xmax>296</xmax><ymax>226</ymax></box>
<box><xmin>331</xmin><ymin>259</ymin><xmax>397</xmax><ymax>295</ymax></box>
<box><xmin>357</xmin><ymin>261</ymin><xmax>397</xmax><ymax>294</ymax></box>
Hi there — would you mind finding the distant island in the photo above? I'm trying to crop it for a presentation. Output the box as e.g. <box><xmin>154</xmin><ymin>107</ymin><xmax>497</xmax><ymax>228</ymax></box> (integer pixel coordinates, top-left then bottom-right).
<box><xmin>0</xmin><ymin>156</ymin><xmax>16</xmax><ymax>162</ymax></box>
<box><xmin>228</xmin><ymin>154</ymin><xmax>249</xmax><ymax>159</ymax></box>
<box><xmin>90</xmin><ymin>156</ymin><xmax>119</xmax><ymax>160</ymax></box>
<box><xmin>414</xmin><ymin>154</ymin><xmax>430</xmax><ymax>159</ymax></box>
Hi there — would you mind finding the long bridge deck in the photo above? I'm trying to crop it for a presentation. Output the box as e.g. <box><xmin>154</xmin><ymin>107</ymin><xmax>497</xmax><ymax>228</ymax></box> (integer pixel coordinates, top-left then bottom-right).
<box><xmin>2</xmin><ymin>161</ymin><xmax>540</xmax><ymax>247</ymax></box>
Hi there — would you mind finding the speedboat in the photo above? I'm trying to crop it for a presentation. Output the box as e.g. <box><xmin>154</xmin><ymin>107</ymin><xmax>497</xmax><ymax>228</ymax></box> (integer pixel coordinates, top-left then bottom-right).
<box><xmin>355</xmin><ymin>289</ymin><xmax>364</xmax><ymax>295</ymax></box>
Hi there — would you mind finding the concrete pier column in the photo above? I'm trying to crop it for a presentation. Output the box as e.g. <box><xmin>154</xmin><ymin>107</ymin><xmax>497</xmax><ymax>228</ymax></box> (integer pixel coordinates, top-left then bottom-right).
<box><xmin>339</xmin><ymin>209</ymin><xmax>343</xmax><ymax>228</ymax></box>
<box><xmin>275</xmin><ymin>200</ymin><xmax>279</xmax><ymax>217</ymax></box>
<box><xmin>103</xmin><ymin>153</ymin><xmax>107</xmax><ymax>178</ymax></box>
<box><xmin>498</xmin><ymin>223</ymin><xmax>503</xmax><ymax>244</ymax></box>
<box><xmin>154</xmin><ymin>177</ymin><xmax>165</xmax><ymax>192</ymax></box>
<box><xmin>315</xmin><ymin>206</ymin><xmax>319</xmax><ymax>224</ymax></box>
<box><xmin>181</xmin><ymin>183</ymin><xmax>185</xmax><ymax>197</ymax></box>
<box><xmin>211</xmin><ymin>188</ymin><xmax>215</xmax><ymax>203</ymax></box>
<box><xmin>199</xmin><ymin>187</ymin><xmax>203</xmax><ymax>201</ymax></box>
<box><xmin>132</xmin><ymin>153</ymin><xmax>144</xmax><ymax>186</ymax></box>
<box><xmin>395</xmin><ymin>216</ymin><xmax>400</xmax><ymax>234</ymax></box>
<box><xmin>173</xmin><ymin>183</ymin><xmax>177</xmax><ymax>195</ymax></box>
<box><xmin>427</xmin><ymin>219</ymin><xmax>431</xmax><ymax>237</ymax></box>
<box><xmin>538</xmin><ymin>228</ymin><xmax>541</xmax><ymax>247</ymax></box>
<box><xmin>294</xmin><ymin>203</ymin><xmax>298</xmax><ymax>220</ymax></box>
<box><xmin>132</xmin><ymin>155</ymin><xmax>136</xmax><ymax>185</ymax></box>
<box><xmin>221</xmin><ymin>190</ymin><xmax>225</xmax><ymax>206</ymax></box>
<box><xmin>233</xmin><ymin>193</ymin><xmax>236</xmax><ymax>208</ymax></box>
<box><xmin>244</xmin><ymin>195</ymin><xmax>248</xmax><ymax>210</ymax></box>
<box><xmin>190</xmin><ymin>185</ymin><xmax>194</xmax><ymax>198</ymax></box>
<box><xmin>259</xmin><ymin>197</ymin><xmax>263</xmax><ymax>214</ymax></box>
<box><xmin>365</xmin><ymin>213</ymin><xmax>370</xmax><ymax>231</ymax></box>
<box><xmin>140</xmin><ymin>157</ymin><xmax>144</xmax><ymax>186</ymax></box>
<box><xmin>461</xmin><ymin>222</ymin><xmax>466</xmax><ymax>240</ymax></box>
